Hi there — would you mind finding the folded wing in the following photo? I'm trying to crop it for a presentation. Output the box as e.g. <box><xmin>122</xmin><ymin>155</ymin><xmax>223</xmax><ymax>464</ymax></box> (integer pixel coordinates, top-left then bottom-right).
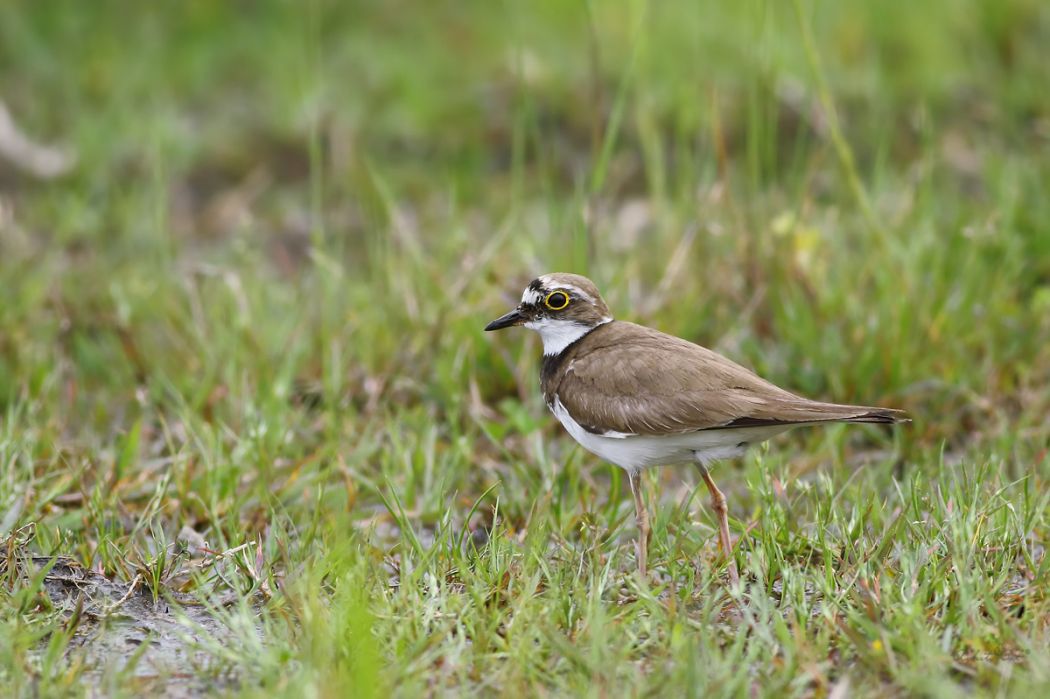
<box><xmin>554</xmin><ymin>322</ymin><xmax>906</xmax><ymax>436</ymax></box>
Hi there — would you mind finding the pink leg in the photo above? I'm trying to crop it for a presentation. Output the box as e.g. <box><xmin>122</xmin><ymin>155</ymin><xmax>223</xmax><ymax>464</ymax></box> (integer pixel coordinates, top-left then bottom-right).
<box><xmin>627</xmin><ymin>471</ymin><xmax>650</xmax><ymax>577</ymax></box>
<box><xmin>696</xmin><ymin>463</ymin><xmax>739</xmax><ymax>585</ymax></box>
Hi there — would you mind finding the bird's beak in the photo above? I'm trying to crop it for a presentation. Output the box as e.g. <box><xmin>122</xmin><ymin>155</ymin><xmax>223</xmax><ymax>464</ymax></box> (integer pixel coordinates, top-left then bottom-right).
<box><xmin>484</xmin><ymin>307</ymin><xmax>526</xmax><ymax>331</ymax></box>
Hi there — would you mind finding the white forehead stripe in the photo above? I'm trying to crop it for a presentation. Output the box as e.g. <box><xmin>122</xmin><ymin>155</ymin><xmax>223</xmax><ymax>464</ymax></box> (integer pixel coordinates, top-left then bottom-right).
<box><xmin>521</xmin><ymin>288</ymin><xmax>543</xmax><ymax>305</ymax></box>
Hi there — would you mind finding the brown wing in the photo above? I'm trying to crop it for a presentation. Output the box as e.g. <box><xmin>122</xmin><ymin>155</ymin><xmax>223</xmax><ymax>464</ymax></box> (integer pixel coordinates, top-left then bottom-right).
<box><xmin>553</xmin><ymin>322</ymin><xmax>905</xmax><ymax>436</ymax></box>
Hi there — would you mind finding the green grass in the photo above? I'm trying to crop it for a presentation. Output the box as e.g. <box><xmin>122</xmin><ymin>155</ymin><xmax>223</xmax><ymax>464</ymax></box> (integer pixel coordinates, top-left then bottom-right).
<box><xmin>1</xmin><ymin>0</ymin><xmax>1049</xmax><ymax>696</ymax></box>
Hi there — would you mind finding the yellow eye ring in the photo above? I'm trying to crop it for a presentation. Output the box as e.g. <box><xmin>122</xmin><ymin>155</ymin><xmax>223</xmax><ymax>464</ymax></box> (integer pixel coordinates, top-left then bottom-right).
<box><xmin>544</xmin><ymin>291</ymin><xmax>570</xmax><ymax>310</ymax></box>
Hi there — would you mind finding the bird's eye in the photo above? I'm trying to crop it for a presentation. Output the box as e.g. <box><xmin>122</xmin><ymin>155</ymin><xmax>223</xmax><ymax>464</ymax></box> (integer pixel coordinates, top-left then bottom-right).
<box><xmin>544</xmin><ymin>291</ymin><xmax>570</xmax><ymax>310</ymax></box>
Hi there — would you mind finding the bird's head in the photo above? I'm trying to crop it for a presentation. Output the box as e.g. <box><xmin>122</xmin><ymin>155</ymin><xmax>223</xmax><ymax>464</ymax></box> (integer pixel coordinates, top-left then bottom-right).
<box><xmin>484</xmin><ymin>273</ymin><xmax>613</xmax><ymax>355</ymax></box>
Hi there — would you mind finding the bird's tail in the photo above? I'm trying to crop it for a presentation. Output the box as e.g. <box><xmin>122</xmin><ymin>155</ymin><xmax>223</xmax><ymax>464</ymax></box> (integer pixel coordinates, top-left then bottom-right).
<box><xmin>835</xmin><ymin>406</ymin><xmax>910</xmax><ymax>424</ymax></box>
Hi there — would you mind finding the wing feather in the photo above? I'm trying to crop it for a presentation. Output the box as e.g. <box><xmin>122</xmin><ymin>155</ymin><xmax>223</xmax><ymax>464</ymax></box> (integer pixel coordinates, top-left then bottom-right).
<box><xmin>554</xmin><ymin>322</ymin><xmax>905</xmax><ymax>436</ymax></box>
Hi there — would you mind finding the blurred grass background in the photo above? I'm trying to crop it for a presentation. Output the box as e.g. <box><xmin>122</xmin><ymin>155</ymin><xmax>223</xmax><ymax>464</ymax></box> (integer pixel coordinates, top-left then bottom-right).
<box><xmin>1</xmin><ymin>0</ymin><xmax>1049</xmax><ymax>696</ymax></box>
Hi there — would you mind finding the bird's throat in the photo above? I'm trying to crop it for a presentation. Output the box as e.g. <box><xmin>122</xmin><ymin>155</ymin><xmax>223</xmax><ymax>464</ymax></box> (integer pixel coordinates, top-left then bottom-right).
<box><xmin>526</xmin><ymin>318</ymin><xmax>608</xmax><ymax>356</ymax></box>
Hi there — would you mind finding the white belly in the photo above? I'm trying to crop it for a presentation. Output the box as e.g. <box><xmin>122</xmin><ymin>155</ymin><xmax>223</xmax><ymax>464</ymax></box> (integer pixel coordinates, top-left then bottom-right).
<box><xmin>550</xmin><ymin>397</ymin><xmax>793</xmax><ymax>472</ymax></box>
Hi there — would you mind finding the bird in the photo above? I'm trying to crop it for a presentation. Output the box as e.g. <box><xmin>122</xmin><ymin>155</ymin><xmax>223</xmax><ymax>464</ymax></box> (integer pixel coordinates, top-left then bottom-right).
<box><xmin>484</xmin><ymin>273</ymin><xmax>907</xmax><ymax>584</ymax></box>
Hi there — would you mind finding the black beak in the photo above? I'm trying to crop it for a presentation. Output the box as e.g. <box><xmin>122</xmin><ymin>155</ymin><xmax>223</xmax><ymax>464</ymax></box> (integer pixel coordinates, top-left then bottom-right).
<box><xmin>484</xmin><ymin>308</ymin><xmax>525</xmax><ymax>331</ymax></box>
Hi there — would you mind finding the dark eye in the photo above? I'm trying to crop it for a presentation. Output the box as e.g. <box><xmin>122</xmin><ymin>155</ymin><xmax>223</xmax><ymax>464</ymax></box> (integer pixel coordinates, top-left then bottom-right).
<box><xmin>544</xmin><ymin>291</ymin><xmax>570</xmax><ymax>310</ymax></box>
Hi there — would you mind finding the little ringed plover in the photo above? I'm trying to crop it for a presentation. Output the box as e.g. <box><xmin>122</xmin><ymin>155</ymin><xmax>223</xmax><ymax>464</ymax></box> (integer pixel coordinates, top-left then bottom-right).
<box><xmin>485</xmin><ymin>272</ymin><xmax>907</xmax><ymax>583</ymax></box>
